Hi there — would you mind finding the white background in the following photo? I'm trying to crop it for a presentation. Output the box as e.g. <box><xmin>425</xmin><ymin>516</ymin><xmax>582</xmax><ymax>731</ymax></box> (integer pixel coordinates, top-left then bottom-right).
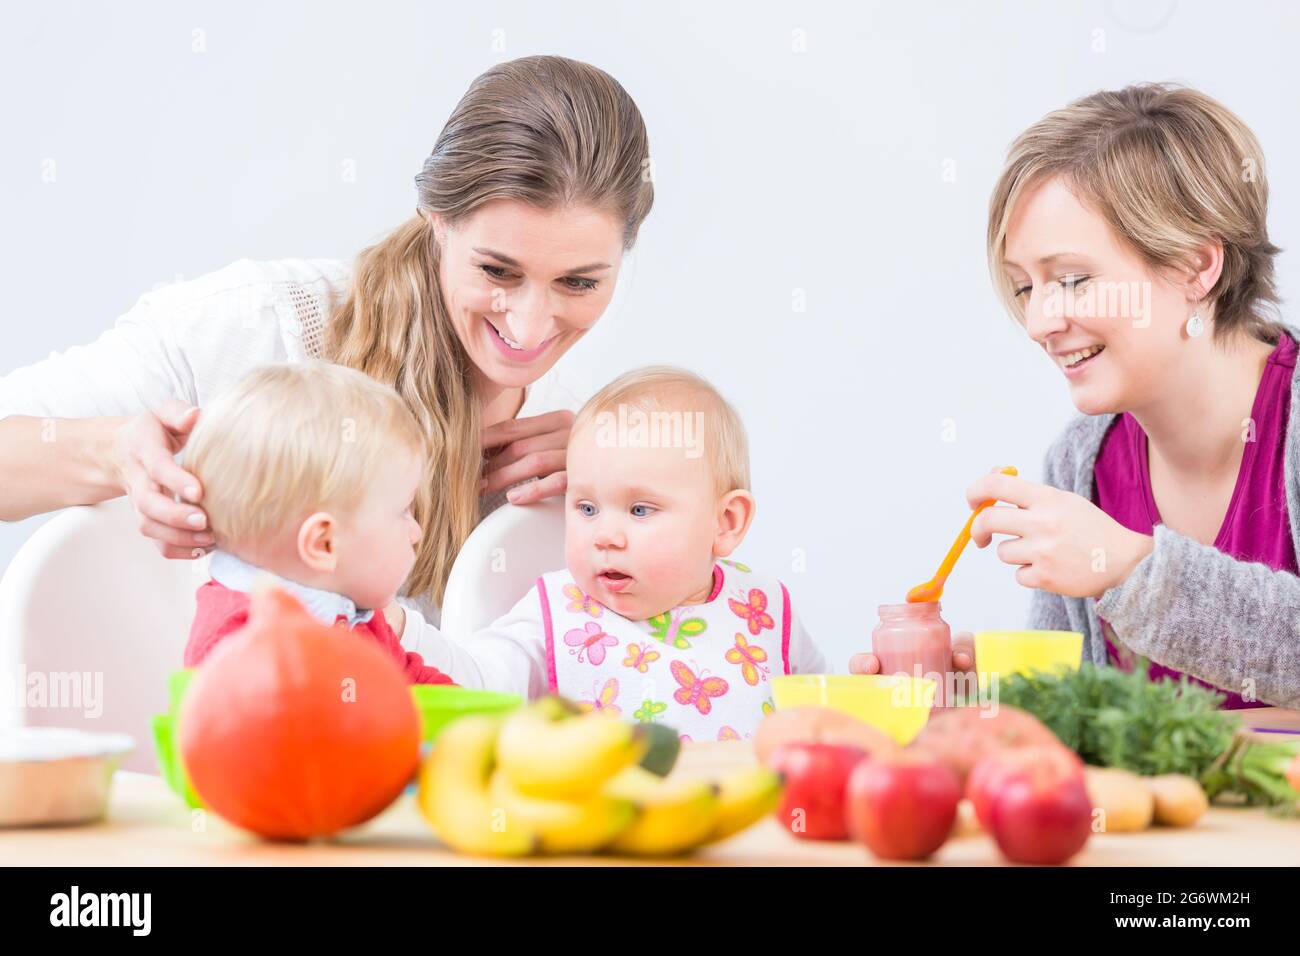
<box><xmin>3</xmin><ymin>0</ymin><xmax>1298</xmax><ymax>666</ymax></box>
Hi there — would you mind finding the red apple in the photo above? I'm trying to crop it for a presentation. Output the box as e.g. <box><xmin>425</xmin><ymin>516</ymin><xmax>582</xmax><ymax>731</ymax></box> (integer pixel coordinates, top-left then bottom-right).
<box><xmin>967</xmin><ymin>744</ymin><xmax>1083</xmax><ymax>832</ymax></box>
<box><xmin>769</xmin><ymin>743</ymin><xmax>868</xmax><ymax>841</ymax></box>
<box><xmin>846</xmin><ymin>752</ymin><xmax>960</xmax><ymax>861</ymax></box>
<box><xmin>909</xmin><ymin>704</ymin><xmax>1064</xmax><ymax>787</ymax></box>
<box><xmin>976</xmin><ymin>745</ymin><xmax>1092</xmax><ymax>865</ymax></box>
<box><xmin>966</xmin><ymin>753</ymin><xmax>1013</xmax><ymax>833</ymax></box>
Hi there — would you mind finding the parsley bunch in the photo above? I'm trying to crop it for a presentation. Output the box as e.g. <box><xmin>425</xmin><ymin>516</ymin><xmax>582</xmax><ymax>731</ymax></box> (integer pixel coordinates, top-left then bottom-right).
<box><xmin>996</xmin><ymin>662</ymin><xmax>1300</xmax><ymax>809</ymax></box>
<box><xmin>995</xmin><ymin>663</ymin><xmax>1236</xmax><ymax>777</ymax></box>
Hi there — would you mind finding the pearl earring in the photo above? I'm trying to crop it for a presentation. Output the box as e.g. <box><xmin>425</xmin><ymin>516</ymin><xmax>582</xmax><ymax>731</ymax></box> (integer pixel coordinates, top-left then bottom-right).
<box><xmin>1186</xmin><ymin>309</ymin><xmax>1204</xmax><ymax>338</ymax></box>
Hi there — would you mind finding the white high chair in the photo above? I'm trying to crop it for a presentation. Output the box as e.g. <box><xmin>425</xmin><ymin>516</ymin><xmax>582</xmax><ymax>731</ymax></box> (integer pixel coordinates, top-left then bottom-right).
<box><xmin>0</xmin><ymin>495</ymin><xmax>566</xmax><ymax>772</ymax></box>
<box><xmin>0</xmin><ymin>498</ymin><xmax>207</xmax><ymax>772</ymax></box>
<box><xmin>437</xmin><ymin>497</ymin><xmax>566</xmax><ymax>639</ymax></box>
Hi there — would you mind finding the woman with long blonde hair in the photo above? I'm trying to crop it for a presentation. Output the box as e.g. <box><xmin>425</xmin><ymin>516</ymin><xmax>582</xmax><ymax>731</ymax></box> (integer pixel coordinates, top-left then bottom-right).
<box><xmin>0</xmin><ymin>55</ymin><xmax>654</xmax><ymax>630</ymax></box>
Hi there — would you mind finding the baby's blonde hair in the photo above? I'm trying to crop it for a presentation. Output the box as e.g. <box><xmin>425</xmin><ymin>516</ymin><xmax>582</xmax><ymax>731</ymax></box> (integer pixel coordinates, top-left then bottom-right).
<box><xmin>988</xmin><ymin>83</ymin><xmax>1281</xmax><ymax>341</ymax></box>
<box><xmin>183</xmin><ymin>362</ymin><xmax>428</xmax><ymax>553</ymax></box>
<box><xmin>572</xmin><ymin>366</ymin><xmax>750</xmax><ymax>494</ymax></box>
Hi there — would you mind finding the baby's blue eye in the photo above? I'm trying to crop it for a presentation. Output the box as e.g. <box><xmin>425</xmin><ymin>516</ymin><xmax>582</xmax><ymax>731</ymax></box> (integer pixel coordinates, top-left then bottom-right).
<box><xmin>578</xmin><ymin>503</ymin><xmax>597</xmax><ymax>517</ymax></box>
<box><xmin>631</xmin><ymin>504</ymin><xmax>654</xmax><ymax>518</ymax></box>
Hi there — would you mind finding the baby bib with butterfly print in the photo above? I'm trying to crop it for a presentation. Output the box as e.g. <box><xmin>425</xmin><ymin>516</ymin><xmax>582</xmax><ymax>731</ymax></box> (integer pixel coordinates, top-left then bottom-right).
<box><xmin>536</xmin><ymin>559</ymin><xmax>791</xmax><ymax>741</ymax></box>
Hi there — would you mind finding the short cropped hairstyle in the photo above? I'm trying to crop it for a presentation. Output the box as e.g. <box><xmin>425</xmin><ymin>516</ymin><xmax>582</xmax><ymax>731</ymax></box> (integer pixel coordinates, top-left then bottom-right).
<box><xmin>183</xmin><ymin>361</ymin><xmax>428</xmax><ymax>552</ymax></box>
<box><xmin>571</xmin><ymin>365</ymin><xmax>750</xmax><ymax>494</ymax></box>
<box><xmin>988</xmin><ymin>83</ymin><xmax>1281</xmax><ymax>340</ymax></box>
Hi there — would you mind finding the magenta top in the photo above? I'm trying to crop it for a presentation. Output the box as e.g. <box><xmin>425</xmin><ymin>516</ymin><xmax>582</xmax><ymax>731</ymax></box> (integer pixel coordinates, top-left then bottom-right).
<box><xmin>1092</xmin><ymin>333</ymin><xmax>1297</xmax><ymax>709</ymax></box>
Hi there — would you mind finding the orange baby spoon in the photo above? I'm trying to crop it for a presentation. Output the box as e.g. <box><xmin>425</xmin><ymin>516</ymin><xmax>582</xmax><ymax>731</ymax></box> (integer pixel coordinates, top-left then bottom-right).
<box><xmin>906</xmin><ymin>465</ymin><xmax>1019</xmax><ymax>603</ymax></box>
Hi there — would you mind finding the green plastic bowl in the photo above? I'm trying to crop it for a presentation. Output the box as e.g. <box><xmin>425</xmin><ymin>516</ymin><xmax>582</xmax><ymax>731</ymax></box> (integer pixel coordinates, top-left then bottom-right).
<box><xmin>152</xmin><ymin>712</ymin><xmax>203</xmax><ymax>808</ymax></box>
<box><xmin>411</xmin><ymin>685</ymin><xmax>522</xmax><ymax>741</ymax></box>
<box><xmin>152</xmin><ymin>669</ymin><xmax>202</xmax><ymax>808</ymax></box>
<box><xmin>152</xmin><ymin>671</ymin><xmax>521</xmax><ymax>807</ymax></box>
<box><xmin>168</xmin><ymin>667</ymin><xmax>196</xmax><ymax>712</ymax></box>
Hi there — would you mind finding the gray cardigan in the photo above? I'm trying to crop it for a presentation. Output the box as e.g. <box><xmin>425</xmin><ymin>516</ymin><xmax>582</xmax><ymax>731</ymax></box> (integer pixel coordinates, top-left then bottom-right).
<box><xmin>1031</xmin><ymin>329</ymin><xmax>1300</xmax><ymax>708</ymax></box>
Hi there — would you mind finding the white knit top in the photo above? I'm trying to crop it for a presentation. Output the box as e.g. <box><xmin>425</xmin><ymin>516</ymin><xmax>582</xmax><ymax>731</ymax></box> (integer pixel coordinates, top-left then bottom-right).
<box><xmin>0</xmin><ymin>256</ymin><xmax>584</xmax><ymax>630</ymax></box>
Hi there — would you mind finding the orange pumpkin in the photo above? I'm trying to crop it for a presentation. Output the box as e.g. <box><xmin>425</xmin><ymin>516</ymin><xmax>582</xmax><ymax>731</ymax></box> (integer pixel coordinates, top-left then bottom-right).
<box><xmin>179</xmin><ymin>585</ymin><xmax>421</xmax><ymax>840</ymax></box>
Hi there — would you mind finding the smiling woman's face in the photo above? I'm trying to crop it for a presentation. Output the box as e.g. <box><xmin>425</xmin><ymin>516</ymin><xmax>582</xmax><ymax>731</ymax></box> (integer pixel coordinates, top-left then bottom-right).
<box><xmin>1003</xmin><ymin>175</ymin><xmax>1202</xmax><ymax>417</ymax></box>
<box><xmin>432</xmin><ymin>198</ymin><xmax>626</xmax><ymax>391</ymax></box>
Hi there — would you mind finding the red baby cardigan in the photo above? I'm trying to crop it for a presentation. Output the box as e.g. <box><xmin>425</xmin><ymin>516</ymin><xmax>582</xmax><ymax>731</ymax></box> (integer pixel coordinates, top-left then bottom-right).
<box><xmin>186</xmin><ymin>579</ymin><xmax>455</xmax><ymax>686</ymax></box>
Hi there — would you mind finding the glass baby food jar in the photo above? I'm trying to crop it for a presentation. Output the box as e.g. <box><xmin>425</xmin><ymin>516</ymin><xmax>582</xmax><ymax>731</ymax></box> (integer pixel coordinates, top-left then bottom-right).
<box><xmin>872</xmin><ymin>602</ymin><xmax>953</xmax><ymax>707</ymax></box>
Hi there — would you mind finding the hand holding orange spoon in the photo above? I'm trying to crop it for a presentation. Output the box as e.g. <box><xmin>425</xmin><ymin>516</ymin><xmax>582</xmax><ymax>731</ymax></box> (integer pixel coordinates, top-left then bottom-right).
<box><xmin>906</xmin><ymin>465</ymin><xmax>1019</xmax><ymax>603</ymax></box>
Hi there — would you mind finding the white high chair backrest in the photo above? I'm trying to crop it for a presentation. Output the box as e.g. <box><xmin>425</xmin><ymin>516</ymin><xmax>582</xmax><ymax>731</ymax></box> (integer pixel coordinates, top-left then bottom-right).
<box><xmin>0</xmin><ymin>496</ymin><xmax>567</xmax><ymax>771</ymax></box>
<box><xmin>438</xmin><ymin>498</ymin><xmax>567</xmax><ymax>640</ymax></box>
<box><xmin>0</xmin><ymin>498</ymin><xmax>205</xmax><ymax>773</ymax></box>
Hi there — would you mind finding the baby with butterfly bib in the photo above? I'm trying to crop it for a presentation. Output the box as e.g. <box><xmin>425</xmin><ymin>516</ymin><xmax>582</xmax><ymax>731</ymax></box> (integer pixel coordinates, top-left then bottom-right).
<box><xmin>396</xmin><ymin>366</ymin><xmax>828</xmax><ymax>740</ymax></box>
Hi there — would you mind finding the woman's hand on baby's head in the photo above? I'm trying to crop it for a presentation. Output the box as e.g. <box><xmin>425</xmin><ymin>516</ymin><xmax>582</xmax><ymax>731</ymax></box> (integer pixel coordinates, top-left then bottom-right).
<box><xmin>113</xmin><ymin>399</ymin><xmax>214</xmax><ymax>560</ymax></box>
<box><xmin>848</xmin><ymin>631</ymin><xmax>976</xmax><ymax>676</ymax></box>
<box><xmin>480</xmin><ymin>409</ymin><xmax>575</xmax><ymax>505</ymax></box>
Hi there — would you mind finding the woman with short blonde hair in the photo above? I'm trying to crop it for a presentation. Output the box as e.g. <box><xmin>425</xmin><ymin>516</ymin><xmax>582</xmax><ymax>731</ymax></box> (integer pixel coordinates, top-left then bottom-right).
<box><xmin>853</xmin><ymin>84</ymin><xmax>1297</xmax><ymax>706</ymax></box>
<box><xmin>961</xmin><ymin>83</ymin><xmax>1297</xmax><ymax>707</ymax></box>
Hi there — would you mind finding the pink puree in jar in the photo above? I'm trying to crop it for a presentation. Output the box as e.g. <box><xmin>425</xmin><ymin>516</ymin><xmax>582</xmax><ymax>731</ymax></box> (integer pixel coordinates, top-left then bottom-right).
<box><xmin>871</xmin><ymin>602</ymin><xmax>952</xmax><ymax>707</ymax></box>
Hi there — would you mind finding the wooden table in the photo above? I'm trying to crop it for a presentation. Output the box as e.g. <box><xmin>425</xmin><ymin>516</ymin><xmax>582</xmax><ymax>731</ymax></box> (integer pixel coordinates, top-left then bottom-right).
<box><xmin>4</xmin><ymin>709</ymin><xmax>1298</xmax><ymax>866</ymax></box>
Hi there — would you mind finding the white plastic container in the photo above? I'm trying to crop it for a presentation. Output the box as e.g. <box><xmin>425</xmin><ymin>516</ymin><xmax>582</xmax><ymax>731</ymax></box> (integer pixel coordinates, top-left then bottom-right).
<box><xmin>0</xmin><ymin>728</ymin><xmax>134</xmax><ymax>827</ymax></box>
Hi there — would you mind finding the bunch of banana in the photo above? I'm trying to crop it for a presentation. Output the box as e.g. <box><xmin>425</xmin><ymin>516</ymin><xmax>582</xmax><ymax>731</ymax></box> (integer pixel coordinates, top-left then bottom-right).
<box><xmin>416</xmin><ymin>696</ymin><xmax>783</xmax><ymax>858</ymax></box>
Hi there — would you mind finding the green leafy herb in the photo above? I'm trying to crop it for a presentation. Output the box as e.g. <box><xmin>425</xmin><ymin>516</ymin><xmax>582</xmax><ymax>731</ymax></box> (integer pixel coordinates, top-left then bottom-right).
<box><xmin>1201</xmin><ymin>734</ymin><xmax>1300</xmax><ymax>814</ymax></box>
<box><xmin>995</xmin><ymin>662</ymin><xmax>1300</xmax><ymax>808</ymax></box>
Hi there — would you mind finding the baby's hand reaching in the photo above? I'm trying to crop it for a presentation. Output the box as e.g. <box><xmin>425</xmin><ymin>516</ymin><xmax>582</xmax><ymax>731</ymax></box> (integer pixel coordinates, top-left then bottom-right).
<box><xmin>848</xmin><ymin>631</ymin><xmax>976</xmax><ymax>675</ymax></box>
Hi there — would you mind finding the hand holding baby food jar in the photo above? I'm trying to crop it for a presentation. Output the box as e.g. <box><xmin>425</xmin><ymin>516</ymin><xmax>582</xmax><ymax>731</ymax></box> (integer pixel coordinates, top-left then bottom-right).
<box><xmin>849</xmin><ymin>617</ymin><xmax>975</xmax><ymax>699</ymax></box>
<box><xmin>871</xmin><ymin>603</ymin><xmax>954</xmax><ymax>707</ymax></box>
<box><xmin>853</xmin><ymin>466</ymin><xmax>1017</xmax><ymax>699</ymax></box>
